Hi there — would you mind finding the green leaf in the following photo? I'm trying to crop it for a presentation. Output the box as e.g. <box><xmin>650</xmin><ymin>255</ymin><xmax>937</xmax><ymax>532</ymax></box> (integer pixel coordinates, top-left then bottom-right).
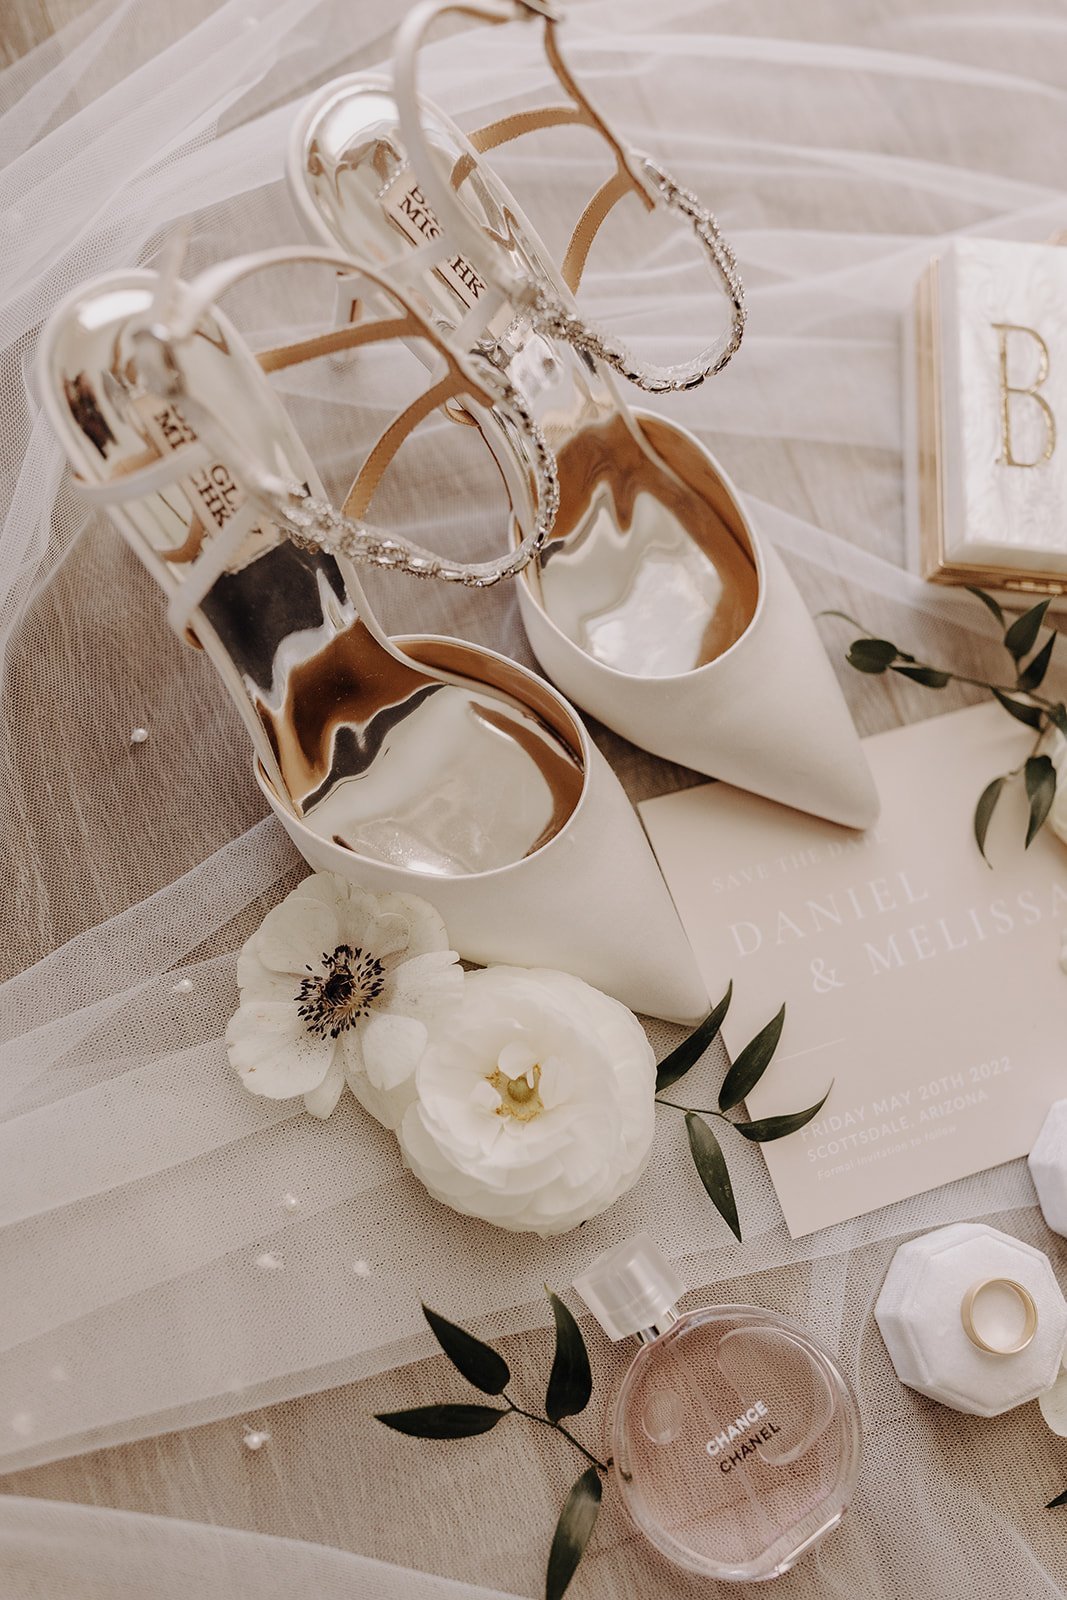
<box><xmin>422</xmin><ymin>1306</ymin><xmax>510</xmax><ymax>1395</ymax></box>
<box><xmin>655</xmin><ymin>983</ymin><xmax>732</xmax><ymax>1094</ymax></box>
<box><xmin>1047</xmin><ymin>1488</ymin><xmax>1067</xmax><ymax>1509</ymax></box>
<box><xmin>1017</xmin><ymin>632</ymin><xmax>1057</xmax><ymax>692</ymax></box>
<box><xmin>1004</xmin><ymin>598</ymin><xmax>1052</xmax><ymax>661</ymax></box>
<box><xmin>718</xmin><ymin>1003</ymin><xmax>786</xmax><ymax>1111</ymax></box>
<box><xmin>965</xmin><ymin>587</ymin><xmax>1005</xmax><ymax>627</ymax></box>
<box><xmin>545</xmin><ymin>1467</ymin><xmax>602</xmax><ymax>1600</ymax></box>
<box><xmin>733</xmin><ymin>1088</ymin><xmax>832</xmax><ymax>1143</ymax></box>
<box><xmin>1024</xmin><ymin>753</ymin><xmax>1057</xmax><ymax>848</ymax></box>
<box><xmin>375</xmin><ymin>1404</ymin><xmax>506</xmax><ymax>1440</ymax></box>
<box><xmin>847</xmin><ymin>638</ymin><xmax>897</xmax><ymax>674</ymax></box>
<box><xmin>545</xmin><ymin>1291</ymin><xmax>592</xmax><ymax>1423</ymax></box>
<box><xmin>991</xmin><ymin>688</ymin><xmax>1044</xmax><ymax>730</ymax></box>
<box><xmin>891</xmin><ymin>664</ymin><xmax>951</xmax><ymax>688</ymax></box>
<box><xmin>1050</xmin><ymin>704</ymin><xmax>1067</xmax><ymax>738</ymax></box>
<box><xmin>973</xmin><ymin>775</ymin><xmax>1006</xmax><ymax>867</ymax></box>
<box><xmin>685</xmin><ymin>1113</ymin><xmax>741</xmax><ymax>1241</ymax></box>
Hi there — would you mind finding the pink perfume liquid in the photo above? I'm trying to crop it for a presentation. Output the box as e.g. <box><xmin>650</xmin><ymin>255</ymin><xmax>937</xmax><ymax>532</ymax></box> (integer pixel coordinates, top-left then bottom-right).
<box><xmin>576</xmin><ymin>1237</ymin><xmax>861</xmax><ymax>1584</ymax></box>
<box><xmin>613</xmin><ymin>1307</ymin><xmax>859</xmax><ymax>1581</ymax></box>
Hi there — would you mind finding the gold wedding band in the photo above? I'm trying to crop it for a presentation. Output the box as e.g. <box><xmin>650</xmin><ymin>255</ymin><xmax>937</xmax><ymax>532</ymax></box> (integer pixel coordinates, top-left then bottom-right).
<box><xmin>960</xmin><ymin>1278</ymin><xmax>1038</xmax><ymax>1355</ymax></box>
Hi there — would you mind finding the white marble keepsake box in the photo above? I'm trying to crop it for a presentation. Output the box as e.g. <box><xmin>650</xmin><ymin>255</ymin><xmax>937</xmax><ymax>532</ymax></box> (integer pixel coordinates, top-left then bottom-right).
<box><xmin>906</xmin><ymin>237</ymin><xmax>1067</xmax><ymax>601</ymax></box>
<box><xmin>1029</xmin><ymin>1100</ymin><xmax>1067</xmax><ymax>1236</ymax></box>
<box><xmin>876</xmin><ymin>1222</ymin><xmax>1067</xmax><ymax>1416</ymax></box>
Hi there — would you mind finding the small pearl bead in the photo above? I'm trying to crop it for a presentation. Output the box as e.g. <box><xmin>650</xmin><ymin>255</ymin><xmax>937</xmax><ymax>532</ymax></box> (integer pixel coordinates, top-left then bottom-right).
<box><xmin>172</xmin><ymin>977</ymin><xmax>193</xmax><ymax>993</ymax></box>
<box><xmin>130</xmin><ymin>727</ymin><xmax>149</xmax><ymax>744</ymax></box>
<box><xmin>281</xmin><ymin>1192</ymin><xmax>301</xmax><ymax>1211</ymax></box>
<box><xmin>351</xmin><ymin>1259</ymin><xmax>372</xmax><ymax>1279</ymax></box>
<box><xmin>242</xmin><ymin>1428</ymin><xmax>271</xmax><ymax>1451</ymax></box>
<box><xmin>254</xmin><ymin>1251</ymin><xmax>283</xmax><ymax>1272</ymax></box>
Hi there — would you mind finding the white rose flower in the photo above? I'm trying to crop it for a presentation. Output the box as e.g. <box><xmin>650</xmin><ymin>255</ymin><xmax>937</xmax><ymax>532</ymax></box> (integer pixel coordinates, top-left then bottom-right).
<box><xmin>1044</xmin><ymin>729</ymin><xmax>1067</xmax><ymax>846</ymax></box>
<box><xmin>226</xmin><ymin>873</ymin><xmax>461</xmax><ymax>1123</ymax></box>
<box><xmin>396</xmin><ymin>966</ymin><xmax>656</xmax><ymax>1236</ymax></box>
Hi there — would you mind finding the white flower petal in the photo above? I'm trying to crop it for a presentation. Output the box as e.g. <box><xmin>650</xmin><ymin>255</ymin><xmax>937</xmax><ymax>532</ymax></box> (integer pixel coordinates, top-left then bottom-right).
<box><xmin>234</xmin><ymin>955</ymin><xmax>302</xmax><ymax>1006</ymax></box>
<box><xmin>303</xmin><ymin>1052</ymin><xmax>346</xmax><ymax>1119</ymax></box>
<box><xmin>252</xmin><ymin>877</ymin><xmax>343</xmax><ymax>977</ymax></box>
<box><xmin>362</xmin><ymin>1013</ymin><xmax>429</xmax><ymax>1093</ymax></box>
<box><xmin>497</xmin><ymin>1041</ymin><xmax>541</xmax><ymax>1082</ymax></box>
<box><xmin>362</xmin><ymin>912</ymin><xmax>412</xmax><ymax>963</ymax></box>
<box><xmin>369</xmin><ymin>892</ymin><xmax>450</xmax><ymax>958</ymax></box>
<box><xmin>379</xmin><ymin>951</ymin><xmax>463</xmax><ymax>1022</ymax></box>
<box><xmin>340</xmin><ymin>1025</ymin><xmax>365</xmax><ymax>1090</ymax></box>
<box><xmin>341</xmin><ymin>1016</ymin><xmax>424</xmax><ymax>1131</ymax></box>
<box><xmin>333</xmin><ymin>882</ymin><xmax>386</xmax><ymax>950</ymax></box>
<box><xmin>226</xmin><ymin>1001</ymin><xmax>335</xmax><ymax>1099</ymax></box>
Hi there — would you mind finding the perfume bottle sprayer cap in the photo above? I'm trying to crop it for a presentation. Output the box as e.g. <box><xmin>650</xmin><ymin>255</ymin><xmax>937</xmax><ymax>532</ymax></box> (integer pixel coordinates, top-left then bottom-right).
<box><xmin>574</xmin><ymin>1233</ymin><xmax>685</xmax><ymax>1342</ymax></box>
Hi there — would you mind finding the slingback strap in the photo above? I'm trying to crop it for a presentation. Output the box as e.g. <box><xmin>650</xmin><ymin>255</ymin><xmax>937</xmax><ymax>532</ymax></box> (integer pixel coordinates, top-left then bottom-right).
<box><xmin>342</xmin><ymin>372</ymin><xmax>464</xmax><ymax>520</ymax></box>
<box><xmin>394</xmin><ymin>0</ymin><xmax>745</xmax><ymax>394</ymax></box>
<box><xmin>452</xmin><ymin>110</ymin><xmax>646</xmax><ymax>295</ymax></box>
<box><xmin>256</xmin><ymin>314</ymin><xmax>418</xmax><ymax>372</ymax></box>
<box><xmin>282</xmin><ymin>357</ymin><xmax>557</xmax><ymax>588</ymax></box>
<box><xmin>108</xmin><ymin>243</ymin><xmax>559</xmax><ymax>598</ymax></box>
<box><xmin>559</xmin><ymin>167</ymin><xmax>636</xmax><ymax>295</ymax></box>
<box><xmin>73</xmin><ymin>438</ymin><xmax>209</xmax><ymax>504</ymax></box>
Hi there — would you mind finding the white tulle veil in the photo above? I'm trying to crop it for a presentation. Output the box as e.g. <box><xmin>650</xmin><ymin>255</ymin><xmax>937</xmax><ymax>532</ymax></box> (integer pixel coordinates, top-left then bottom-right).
<box><xmin>3</xmin><ymin>1</ymin><xmax>1067</xmax><ymax>1594</ymax></box>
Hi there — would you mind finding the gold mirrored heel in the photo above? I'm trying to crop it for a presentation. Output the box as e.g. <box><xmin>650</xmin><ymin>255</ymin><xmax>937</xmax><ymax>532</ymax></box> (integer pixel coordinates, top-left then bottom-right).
<box><xmin>287</xmin><ymin>1</ymin><xmax>879</xmax><ymax>828</ymax></box>
<box><xmin>37</xmin><ymin>245</ymin><xmax>709</xmax><ymax>1021</ymax></box>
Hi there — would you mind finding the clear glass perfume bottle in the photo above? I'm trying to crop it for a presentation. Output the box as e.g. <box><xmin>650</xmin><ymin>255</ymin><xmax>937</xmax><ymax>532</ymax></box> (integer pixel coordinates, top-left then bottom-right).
<box><xmin>574</xmin><ymin>1234</ymin><xmax>862</xmax><ymax>1584</ymax></box>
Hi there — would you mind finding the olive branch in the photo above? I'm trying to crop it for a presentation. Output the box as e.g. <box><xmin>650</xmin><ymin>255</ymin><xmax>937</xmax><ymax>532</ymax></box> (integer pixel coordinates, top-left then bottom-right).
<box><xmin>826</xmin><ymin>589</ymin><xmax>1065</xmax><ymax>864</ymax></box>
<box><xmin>655</xmin><ymin>984</ymin><xmax>830</xmax><ymax>1241</ymax></box>
<box><xmin>377</xmin><ymin>1292</ymin><xmax>604</xmax><ymax>1600</ymax></box>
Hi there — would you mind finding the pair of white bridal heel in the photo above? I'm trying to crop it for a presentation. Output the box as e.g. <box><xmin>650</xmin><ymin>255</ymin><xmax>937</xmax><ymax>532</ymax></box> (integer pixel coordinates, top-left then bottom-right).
<box><xmin>289</xmin><ymin>0</ymin><xmax>879</xmax><ymax>828</ymax></box>
<box><xmin>36</xmin><ymin>0</ymin><xmax>876</xmax><ymax>1026</ymax></box>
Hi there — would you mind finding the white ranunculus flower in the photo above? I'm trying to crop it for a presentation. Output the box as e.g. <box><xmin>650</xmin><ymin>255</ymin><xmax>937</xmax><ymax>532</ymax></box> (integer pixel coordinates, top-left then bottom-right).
<box><xmin>396</xmin><ymin>966</ymin><xmax>656</xmax><ymax>1236</ymax></box>
<box><xmin>226</xmin><ymin>873</ymin><xmax>461</xmax><ymax>1123</ymax></box>
<box><xmin>1044</xmin><ymin>729</ymin><xmax>1067</xmax><ymax>846</ymax></box>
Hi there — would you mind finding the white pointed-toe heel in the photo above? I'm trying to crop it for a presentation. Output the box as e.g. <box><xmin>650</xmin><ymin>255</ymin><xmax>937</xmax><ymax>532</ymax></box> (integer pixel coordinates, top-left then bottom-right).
<box><xmin>37</xmin><ymin>244</ymin><xmax>708</xmax><ymax>1022</ymax></box>
<box><xmin>286</xmin><ymin>0</ymin><xmax>879</xmax><ymax>829</ymax></box>
<box><xmin>517</xmin><ymin>421</ymin><xmax>879</xmax><ymax>830</ymax></box>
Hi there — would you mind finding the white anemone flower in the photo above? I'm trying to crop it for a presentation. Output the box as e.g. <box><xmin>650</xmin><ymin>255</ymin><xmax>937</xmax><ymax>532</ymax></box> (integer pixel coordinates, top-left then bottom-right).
<box><xmin>226</xmin><ymin>874</ymin><xmax>461</xmax><ymax>1123</ymax></box>
<box><xmin>397</xmin><ymin>966</ymin><xmax>656</xmax><ymax>1236</ymax></box>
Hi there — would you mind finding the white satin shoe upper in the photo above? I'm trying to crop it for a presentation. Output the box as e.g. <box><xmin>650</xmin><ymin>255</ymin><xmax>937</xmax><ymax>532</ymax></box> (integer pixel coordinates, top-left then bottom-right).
<box><xmin>258</xmin><ymin>638</ymin><xmax>711</xmax><ymax>1024</ymax></box>
<box><xmin>518</xmin><ymin>415</ymin><xmax>880</xmax><ymax>830</ymax></box>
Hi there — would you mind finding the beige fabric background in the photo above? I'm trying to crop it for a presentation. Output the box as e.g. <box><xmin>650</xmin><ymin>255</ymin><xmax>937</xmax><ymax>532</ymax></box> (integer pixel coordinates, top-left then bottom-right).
<box><xmin>4</xmin><ymin>1</ymin><xmax>1067</xmax><ymax>1596</ymax></box>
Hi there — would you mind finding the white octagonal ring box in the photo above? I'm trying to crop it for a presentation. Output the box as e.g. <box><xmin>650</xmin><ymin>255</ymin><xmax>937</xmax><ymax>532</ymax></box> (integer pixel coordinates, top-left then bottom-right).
<box><xmin>875</xmin><ymin>1222</ymin><xmax>1067</xmax><ymax>1416</ymax></box>
<box><xmin>1029</xmin><ymin>1100</ymin><xmax>1067</xmax><ymax>1236</ymax></box>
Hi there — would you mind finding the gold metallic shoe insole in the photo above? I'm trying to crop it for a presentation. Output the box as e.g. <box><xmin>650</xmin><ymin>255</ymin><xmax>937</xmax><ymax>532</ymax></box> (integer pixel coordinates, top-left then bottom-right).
<box><xmin>42</xmin><ymin>275</ymin><xmax>583</xmax><ymax>877</ymax></box>
<box><xmin>297</xmin><ymin>78</ymin><xmax>758</xmax><ymax>678</ymax></box>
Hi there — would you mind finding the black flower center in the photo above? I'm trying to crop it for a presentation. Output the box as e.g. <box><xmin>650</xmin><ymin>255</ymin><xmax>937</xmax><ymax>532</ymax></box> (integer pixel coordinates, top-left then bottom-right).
<box><xmin>295</xmin><ymin>944</ymin><xmax>387</xmax><ymax>1039</ymax></box>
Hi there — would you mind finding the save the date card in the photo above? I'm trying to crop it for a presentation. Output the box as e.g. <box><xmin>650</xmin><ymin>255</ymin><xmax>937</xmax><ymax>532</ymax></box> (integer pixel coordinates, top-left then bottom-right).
<box><xmin>639</xmin><ymin>703</ymin><xmax>1067</xmax><ymax>1237</ymax></box>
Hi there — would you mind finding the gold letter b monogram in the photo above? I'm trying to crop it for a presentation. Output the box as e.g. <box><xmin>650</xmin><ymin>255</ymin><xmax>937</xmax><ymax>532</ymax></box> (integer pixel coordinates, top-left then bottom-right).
<box><xmin>993</xmin><ymin>322</ymin><xmax>1056</xmax><ymax>468</ymax></box>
